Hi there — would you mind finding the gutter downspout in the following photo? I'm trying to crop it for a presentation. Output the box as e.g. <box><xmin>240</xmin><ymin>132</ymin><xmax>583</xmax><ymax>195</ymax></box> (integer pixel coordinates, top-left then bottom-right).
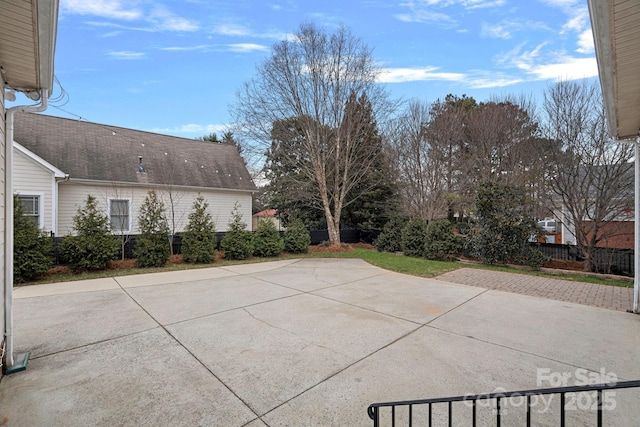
<box><xmin>4</xmin><ymin>90</ymin><xmax>49</xmax><ymax>373</ymax></box>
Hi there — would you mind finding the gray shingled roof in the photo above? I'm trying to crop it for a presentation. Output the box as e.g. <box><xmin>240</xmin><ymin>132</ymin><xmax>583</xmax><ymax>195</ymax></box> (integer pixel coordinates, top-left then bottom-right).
<box><xmin>14</xmin><ymin>113</ymin><xmax>256</xmax><ymax>191</ymax></box>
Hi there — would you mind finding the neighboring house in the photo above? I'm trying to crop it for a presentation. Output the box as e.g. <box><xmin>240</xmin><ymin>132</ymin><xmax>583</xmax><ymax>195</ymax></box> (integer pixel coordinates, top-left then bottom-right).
<box><xmin>13</xmin><ymin>113</ymin><xmax>256</xmax><ymax>236</ymax></box>
<box><xmin>252</xmin><ymin>209</ymin><xmax>283</xmax><ymax>231</ymax></box>
<box><xmin>1</xmin><ymin>0</ymin><xmax>59</xmax><ymax>375</ymax></box>
<box><xmin>550</xmin><ymin>164</ymin><xmax>634</xmax><ymax>247</ymax></box>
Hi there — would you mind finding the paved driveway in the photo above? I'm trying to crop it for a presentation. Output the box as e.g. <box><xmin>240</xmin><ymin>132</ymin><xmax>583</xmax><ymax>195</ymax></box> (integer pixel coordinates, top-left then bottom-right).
<box><xmin>1</xmin><ymin>259</ymin><xmax>639</xmax><ymax>426</ymax></box>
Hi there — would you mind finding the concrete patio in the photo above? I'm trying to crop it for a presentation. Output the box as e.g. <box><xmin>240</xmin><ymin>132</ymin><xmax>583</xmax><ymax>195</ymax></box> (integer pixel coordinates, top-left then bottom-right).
<box><xmin>1</xmin><ymin>258</ymin><xmax>639</xmax><ymax>426</ymax></box>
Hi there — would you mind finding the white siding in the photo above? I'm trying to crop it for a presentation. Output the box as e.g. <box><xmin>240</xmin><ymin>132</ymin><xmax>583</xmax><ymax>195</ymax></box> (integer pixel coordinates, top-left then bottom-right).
<box><xmin>0</xmin><ymin>84</ymin><xmax>5</xmax><ymax>353</ymax></box>
<box><xmin>58</xmin><ymin>182</ymin><xmax>252</xmax><ymax>235</ymax></box>
<box><xmin>13</xmin><ymin>149</ymin><xmax>55</xmax><ymax>233</ymax></box>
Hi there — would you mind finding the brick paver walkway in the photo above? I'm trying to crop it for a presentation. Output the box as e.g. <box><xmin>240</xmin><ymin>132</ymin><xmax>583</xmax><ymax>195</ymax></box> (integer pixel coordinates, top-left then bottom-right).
<box><xmin>436</xmin><ymin>268</ymin><xmax>634</xmax><ymax>312</ymax></box>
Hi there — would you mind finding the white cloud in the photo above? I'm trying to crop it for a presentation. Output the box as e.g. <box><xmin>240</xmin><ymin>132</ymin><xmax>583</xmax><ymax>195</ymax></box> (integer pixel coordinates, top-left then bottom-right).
<box><xmin>395</xmin><ymin>0</ymin><xmax>506</xmax><ymax>26</ymax></box>
<box><xmin>481</xmin><ymin>22</ymin><xmax>512</xmax><ymax>39</ymax></box>
<box><xmin>466</xmin><ymin>75</ymin><xmax>523</xmax><ymax>88</ymax></box>
<box><xmin>378</xmin><ymin>66</ymin><xmax>465</xmax><ymax>83</ymax></box>
<box><xmin>149</xmin><ymin>6</ymin><xmax>199</xmax><ymax>32</ymax></box>
<box><xmin>212</xmin><ymin>23</ymin><xmax>290</xmax><ymax>40</ymax></box>
<box><xmin>60</xmin><ymin>0</ymin><xmax>198</xmax><ymax>32</ymax></box>
<box><xmin>394</xmin><ymin>10</ymin><xmax>456</xmax><ymax>26</ymax></box>
<box><xmin>61</xmin><ymin>0</ymin><xmax>142</xmax><ymax>20</ymax></box>
<box><xmin>576</xmin><ymin>29</ymin><xmax>595</xmax><ymax>54</ymax></box>
<box><xmin>109</xmin><ymin>51</ymin><xmax>145</xmax><ymax>60</ymax></box>
<box><xmin>528</xmin><ymin>56</ymin><xmax>598</xmax><ymax>80</ymax></box>
<box><xmin>227</xmin><ymin>43</ymin><xmax>269</xmax><ymax>53</ymax></box>
<box><xmin>161</xmin><ymin>45</ymin><xmax>211</xmax><ymax>52</ymax></box>
<box><xmin>214</xmin><ymin>23</ymin><xmax>252</xmax><ymax>37</ymax></box>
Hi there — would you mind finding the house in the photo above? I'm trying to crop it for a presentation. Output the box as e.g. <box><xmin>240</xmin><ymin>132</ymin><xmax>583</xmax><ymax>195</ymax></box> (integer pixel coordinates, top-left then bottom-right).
<box><xmin>12</xmin><ymin>113</ymin><xmax>256</xmax><ymax>236</ymax></box>
<box><xmin>252</xmin><ymin>209</ymin><xmax>283</xmax><ymax>231</ymax></box>
<box><xmin>1</xmin><ymin>0</ymin><xmax>59</xmax><ymax>375</ymax></box>
<box><xmin>548</xmin><ymin>163</ymin><xmax>634</xmax><ymax>247</ymax></box>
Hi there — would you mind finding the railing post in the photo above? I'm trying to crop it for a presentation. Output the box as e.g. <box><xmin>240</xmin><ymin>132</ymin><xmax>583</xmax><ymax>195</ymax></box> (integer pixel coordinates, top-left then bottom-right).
<box><xmin>597</xmin><ymin>389</ymin><xmax>603</xmax><ymax>427</ymax></box>
<box><xmin>560</xmin><ymin>393</ymin><xmax>565</xmax><ymax>427</ymax></box>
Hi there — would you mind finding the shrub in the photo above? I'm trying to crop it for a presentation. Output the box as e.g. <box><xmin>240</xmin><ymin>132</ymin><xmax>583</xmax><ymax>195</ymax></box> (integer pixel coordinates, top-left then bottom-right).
<box><xmin>221</xmin><ymin>203</ymin><xmax>253</xmax><ymax>260</ymax></box>
<box><xmin>14</xmin><ymin>196</ymin><xmax>52</xmax><ymax>282</ymax></box>
<box><xmin>253</xmin><ymin>219</ymin><xmax>284</xmax><ymax>257</ymax></box>
<box><xmin>182</xmin><ymin>194</ymin><xmax>217</xmax><ymax>263</ymax></box>
<box><xmin>283</xmin><ymin>219</ymin><xmax>310</xmax><ymax>254</ymax></box>
<box><xmin>470</xmin><ymin>181</ymin><xmax>547</xmax><ymax>269</ymax></box>
<box><xmin>60</xmin><ymin>195</ymin><xmax>119</xmax><ymax>272</ymax></box>
<box><xmin>374</xmin><ymin>217</ymin><xmax>407</xmax><ymax>252</ymax></box>
<box><xmin>424</xmin><ymin>219</ymin><xmax>462</xmax><ymax>261</ymax></box>
<box><xmin>135</xmin><ymin>190</ymin><xmax>170</xmax><ymax>268</ymax></box>
<box><xmin>401</xmin><ymin>219</ymin><xmax>427</xmax><ymax>257</ymax></box>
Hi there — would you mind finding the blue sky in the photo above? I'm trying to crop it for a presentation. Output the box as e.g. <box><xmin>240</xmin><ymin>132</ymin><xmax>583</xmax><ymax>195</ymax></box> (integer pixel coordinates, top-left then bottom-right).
<box><xmin>14</xmin><ymin>0</ymin><xmax>597</xmax><ymax>138</ymax></box>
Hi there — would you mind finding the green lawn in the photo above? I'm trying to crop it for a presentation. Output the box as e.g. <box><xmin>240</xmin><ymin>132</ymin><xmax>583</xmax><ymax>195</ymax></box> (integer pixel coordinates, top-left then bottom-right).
<box><xmin>18</xmin><ymin>247</ymin><xmax>633</xmax><ymax>288</ymax></box>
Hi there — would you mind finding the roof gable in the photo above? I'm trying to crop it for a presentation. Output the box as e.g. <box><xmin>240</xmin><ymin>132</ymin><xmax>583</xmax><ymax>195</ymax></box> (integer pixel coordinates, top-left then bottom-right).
<box><xmin>14</xmin><ymin>113</ymin><xmax>256</xmax><ymax>192</ymax></box>
<box><xmin>14</xmin><ymin>141</ymin><xmax>66</xmax><ymax>178</ymax></box>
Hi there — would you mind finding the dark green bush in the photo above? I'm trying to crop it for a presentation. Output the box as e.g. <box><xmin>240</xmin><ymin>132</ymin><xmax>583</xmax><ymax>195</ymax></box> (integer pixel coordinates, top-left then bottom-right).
<box><xmin>374</xmin><ymin>216</ymin><xmax>407</xmax><ymax>252</ymax></box>
<box><xmin>401</xmin><ymin>219</ymin><xmax>428</xmax><ymax>257</ymax></box>
<box><xmin>221</xmin><ymin>203</ymin><xmax>253</xmax><ymax>260</ymax></box>
<box><xmin>253</xmin><ymin>219</ymin><xmax>284</xmax><ymax>257</ymax></box>
<box><xmin>60</xmin><ymin>195</ymin><xmax>119</xmax><ymax>272</ymax></box>
<box><xmin>14</xmin><ymin>196</ymin><xmax>52</xmax><ymax>282</ymax></box>
<box><xmin>470</xmin><ymin>181</ymin><xmax>547</xmax><ymax>269</ymax></box>
<box><xmin>424</xmin><ymin>219</ymin><xmax>462</xmax><ymax>261</ymax></box>
<box><xmin>283</xmin><ymin>219</ymin><xmax>310</xmax><ymax>254</ymax></box>
<box><xmin>182</xmin><ymin>194</ymin><xmax>217</xmax><ymax>263</ymax></box>
<box><xmin>135</xmin><ymin>190</ymin><xmax>170</xmax><ymax>268</ymax></box>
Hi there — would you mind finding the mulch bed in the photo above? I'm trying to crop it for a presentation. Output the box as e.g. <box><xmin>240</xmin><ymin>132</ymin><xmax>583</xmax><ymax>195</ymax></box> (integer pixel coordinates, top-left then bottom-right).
<box><xmin>542</xmin><ymin>259</ymin><xmax>585</xmax><ymax>272</ymax></box>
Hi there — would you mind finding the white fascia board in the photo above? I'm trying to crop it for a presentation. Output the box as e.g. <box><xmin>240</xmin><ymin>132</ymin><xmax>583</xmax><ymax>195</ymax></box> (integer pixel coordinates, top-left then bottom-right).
<box><xmin>35</xmin><ymin>0</ymin><xmax>59</xmax><ymax>93</ymax></box>
<box><xmin>65</xmin><ymin>178</ymin><xmax>256</xmax><ymax>194</ymax></box>
<box><xmin>13</xmin><ymin>141</ymin><xmax>67</xmax><ymax>178</ymax></box>
<box><xmin>587</xmin><ymin>0</ymin><xmax>619</xmax><ymax>139</ymax></box>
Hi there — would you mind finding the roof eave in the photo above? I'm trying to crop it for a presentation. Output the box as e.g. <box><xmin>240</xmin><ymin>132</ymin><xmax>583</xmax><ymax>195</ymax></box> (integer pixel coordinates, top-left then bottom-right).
<box><xmin>36</xmin><ymin>0</ymin><xmax>59</xmax><ymax>94</ymax></box>
<box><xmin>587</xmin><ymin>0</ymin><xmax>621</xmax><ymax>139</ymax></box>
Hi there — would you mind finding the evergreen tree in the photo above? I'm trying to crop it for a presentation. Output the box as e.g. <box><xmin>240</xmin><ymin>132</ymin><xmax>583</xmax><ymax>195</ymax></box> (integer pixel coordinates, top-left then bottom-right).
<box><xmin>341</xmin><ymin>93</ymin><xmax>399</xmax><ymax>229</ymax></box>
<box><xmin>401</xmin><ymin>219</ymin><xmax>428</xmax><ymax>258</ymax></box>
<box><xmin>14</xmin><ymin>196</ymin><xmax>52</xmax><ymax>282</ymax></box>
<box><xmin>283</xmin><ymin>219</ymin><xmax>311</xmax><ymax>254</ymax></box>
<box><xmin>59</xmin><ymin>195</ymin><xmax>119</xmax><ymax>272</ymax></box>
<box><xmin>135</xmin><ymin>190</ymin><xmax>170</xmax><ymax>267</ymax></box>
<box><xmin>470</xmin><ymin>181</ymin><xmax>546</xmax><ymax>268</ymax></box>
<box><xmin>423</xmin><ymin>219</ymin><xmax>462</xmax><ymax>261</ymax></box>
<box><xmin>253</xmin><ymin>219</ymin><xmax>284</xmax><ymax>257</ymax></box>
<box><xmin>182</xmin><ymin>194</ymin><xmax>217</xmax><ymax>263</ymax></box>
<box><xmin>220</xmin><ymin>203</ymin><xmax>253</xmax><ymax>260</ymax></box>
<box><xmin>374</xmin><ymin>216</ymin><xmax>408</xmax><ymax>253</ymax></box>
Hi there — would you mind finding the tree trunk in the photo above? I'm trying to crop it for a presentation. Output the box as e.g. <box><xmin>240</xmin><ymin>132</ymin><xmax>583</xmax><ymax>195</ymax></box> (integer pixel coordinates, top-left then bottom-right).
<box><xmin>327</xmin><ymin>220</ymin><xmax>341</xmax><ymax>245</ymax></box>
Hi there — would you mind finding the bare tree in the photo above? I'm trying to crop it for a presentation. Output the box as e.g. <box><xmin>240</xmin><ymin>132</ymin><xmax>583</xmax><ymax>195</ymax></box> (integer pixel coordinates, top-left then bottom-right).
<box><xmin>233</xmin><ymin>23</ymin><xmax>391</xmax><ymax>244</ymax></box>
<box><xmin>387</xmin><ymin>100</ymin><xmax>449</xmax><ymax>221</ymax></box>
<box><xmin>156</xmin><ymin>153</ymin><xmax>187</xmax><ymax>255</ymax></box>
<box><xmin>542</xmin><ymin>79</ymin><xmax>634</xmax><ymax>271</ymax></box>
<box><xmin>101</xmin><ymin>185</ymin><xmax>134</xmax><ymax>261</ymax></box>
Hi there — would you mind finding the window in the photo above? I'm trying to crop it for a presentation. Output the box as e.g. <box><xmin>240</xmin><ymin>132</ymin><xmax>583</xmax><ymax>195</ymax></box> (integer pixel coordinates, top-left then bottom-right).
<box><xmin>109</xmin><ymin>199</ymin><xmax>131</xmax><ymax>232</ymax></box>
<box><xmin>17</xmin><ymin>194</ymin><xmax>42</xmax><ymax>228</ymax></box>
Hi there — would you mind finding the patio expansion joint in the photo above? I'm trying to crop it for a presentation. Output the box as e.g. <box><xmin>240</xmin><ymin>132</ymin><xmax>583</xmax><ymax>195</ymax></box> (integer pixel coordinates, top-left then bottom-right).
<box><xmin>241</xmin><ymin>306</ymin><xmax>350</xmax><ymax>358</ymax></box>
<box><xmin>417</xmin><ymin>288</ymin><xmax>612</xmax><ymax>375</ymax></box>
<box><xmin>257</xmin><ymin>288</ymin><xmax>494</xmax><ymax>420</ymax></box>
<box><xmin>111</xmin><ymin>278</ymin><xmax>266</xmax><ymax>423</ymax></box>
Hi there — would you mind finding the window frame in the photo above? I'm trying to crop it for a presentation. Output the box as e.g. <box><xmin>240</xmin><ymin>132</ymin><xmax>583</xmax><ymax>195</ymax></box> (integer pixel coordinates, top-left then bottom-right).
<box><xmin>108</xmin><ymin>198</ymin><xmax>132</xmax><ymax>233</ymax></box>
<box><xmin>16</xmin><ymin>192</ymin><xmax>44</xmax><ymax>230</ymax></box>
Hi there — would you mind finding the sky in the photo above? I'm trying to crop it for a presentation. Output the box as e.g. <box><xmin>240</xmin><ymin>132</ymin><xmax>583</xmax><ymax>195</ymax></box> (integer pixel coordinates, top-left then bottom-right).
<box><xmin>11</xmin><ymin>0</ymin><xmax>598</xmax><ymax>139</ymax></box>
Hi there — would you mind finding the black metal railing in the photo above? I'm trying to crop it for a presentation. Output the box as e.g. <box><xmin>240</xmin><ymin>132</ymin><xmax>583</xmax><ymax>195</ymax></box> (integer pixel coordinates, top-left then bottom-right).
<box><xmin>367</xmin><ymin>379</ymin><xmax>640</xmax><ymax>427</ymax></box>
